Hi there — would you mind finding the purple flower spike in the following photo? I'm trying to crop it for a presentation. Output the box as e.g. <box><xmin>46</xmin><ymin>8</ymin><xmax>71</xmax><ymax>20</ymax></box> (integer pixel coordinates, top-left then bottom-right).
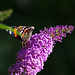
<box><xmin>8</xmin><ymin>25</ymin><xmax>74</xmax><ymax>75</ymax></box>
<box><xmin>8</xmin><ymin>33</ymin><xmax>53</xmax><ymax>75</ymax></box>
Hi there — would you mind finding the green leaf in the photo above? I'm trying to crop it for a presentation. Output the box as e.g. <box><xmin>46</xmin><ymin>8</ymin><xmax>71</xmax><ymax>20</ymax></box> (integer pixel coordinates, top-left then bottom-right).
<box><xmin>0</xmin><ymin>9</ymin><xmax>13</xmax><ymax>21</ymax></box>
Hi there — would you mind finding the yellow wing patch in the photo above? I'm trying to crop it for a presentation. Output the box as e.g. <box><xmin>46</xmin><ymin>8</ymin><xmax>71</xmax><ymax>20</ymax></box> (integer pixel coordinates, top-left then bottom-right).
<box><xmin>14</xmin><ymin>28</ymin><xmax>17</xmax><ymax>38</ymax></box>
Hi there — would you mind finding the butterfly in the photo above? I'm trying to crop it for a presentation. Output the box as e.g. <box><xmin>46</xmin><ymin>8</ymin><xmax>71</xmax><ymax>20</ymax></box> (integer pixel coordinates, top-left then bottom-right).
<box><xmin>6</xmin><ymin>26</ymin><xmax>35</xmax><ymax>46</ymax></box>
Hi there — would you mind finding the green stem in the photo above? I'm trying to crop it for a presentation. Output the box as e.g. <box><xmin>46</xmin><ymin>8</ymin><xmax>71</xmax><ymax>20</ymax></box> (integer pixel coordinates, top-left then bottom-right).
<box><xmin>0</xmin><ymin>23</ymin><xmax>27</xmax><ymax>37</ymax></box>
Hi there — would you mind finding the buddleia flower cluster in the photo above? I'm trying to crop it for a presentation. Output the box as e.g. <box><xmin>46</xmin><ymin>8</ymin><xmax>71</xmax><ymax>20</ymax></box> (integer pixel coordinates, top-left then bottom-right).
<box><xmin>8</xmin><ymin>25</ymin><xmax>74</xmax><ymax>75</ymax></box>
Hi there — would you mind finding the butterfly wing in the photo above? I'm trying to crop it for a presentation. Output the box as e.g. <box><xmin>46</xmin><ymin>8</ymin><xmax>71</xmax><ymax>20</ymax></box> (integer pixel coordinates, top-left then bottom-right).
<box><xmin>6</xmin><ymin>26</ymin><xmax>35</xmax><ymax>45</ymax></box>
<box><xmin>6</xmin><ymin>26</ymin><xmax>16</xmax><ymax>36</ymax></box>
<box><xmin>6</xmin><ymin>26</ymin><xmax>22</xmax><ymax>41</ymax></box>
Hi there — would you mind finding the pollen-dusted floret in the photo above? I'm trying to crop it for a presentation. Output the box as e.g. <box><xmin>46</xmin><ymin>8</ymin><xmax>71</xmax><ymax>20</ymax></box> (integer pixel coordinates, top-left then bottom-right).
<box><xmin>8</xmin><ymin>25</ymin><xmax>74</xmax><ymax>75</ymax></box>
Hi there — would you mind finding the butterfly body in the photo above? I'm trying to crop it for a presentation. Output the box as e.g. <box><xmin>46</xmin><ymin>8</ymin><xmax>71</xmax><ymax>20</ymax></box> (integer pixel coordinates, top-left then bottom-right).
<box><xmin>6</xmin><ymin>26</ymin><xmax>34</xmax><ymax>46</ymax></box>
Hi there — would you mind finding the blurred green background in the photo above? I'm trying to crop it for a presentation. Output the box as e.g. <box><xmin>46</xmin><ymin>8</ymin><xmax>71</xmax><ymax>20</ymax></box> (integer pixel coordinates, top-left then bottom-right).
<box><xmin>0</xmin><ymin>0</ymin><xmax>75</xmax><ymax>75</ymax></box>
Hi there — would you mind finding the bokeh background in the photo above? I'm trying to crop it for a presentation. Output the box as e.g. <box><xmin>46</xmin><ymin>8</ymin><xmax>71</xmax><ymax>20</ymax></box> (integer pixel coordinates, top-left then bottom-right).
<box><xmin>0</xmin><ymin>0</ymin><xmax>75</xmax><ymax>75</ymax></box>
